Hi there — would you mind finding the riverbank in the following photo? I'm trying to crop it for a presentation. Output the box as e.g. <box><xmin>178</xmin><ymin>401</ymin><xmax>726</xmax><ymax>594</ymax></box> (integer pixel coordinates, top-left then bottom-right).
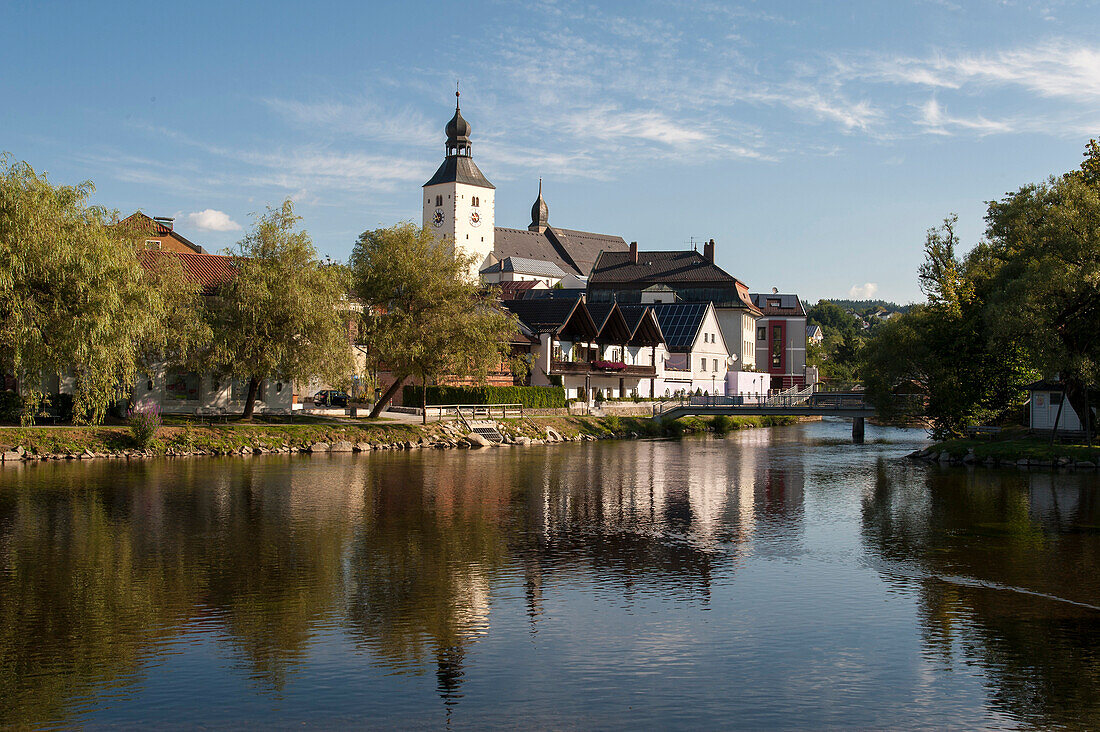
<box><xmin>910</xmin><ymin>433</ymin><xmax>1100</xmax><ymax>469</ymax></box>
<box><xmin>0</xmin><ymin>414</ymin><xmax>805</xmax><ymax>462</ymax></box>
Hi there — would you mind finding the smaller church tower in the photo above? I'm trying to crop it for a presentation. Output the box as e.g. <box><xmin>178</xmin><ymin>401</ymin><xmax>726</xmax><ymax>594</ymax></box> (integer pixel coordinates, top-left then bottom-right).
<box><xmin>528</xmin><ymin>179</ymin><xmax>548</xmax><ymax>233</ymax></box>
<box><xmin>423</xmin><ymin>91</ymin><xmax>495</xmax><ymax>280</ymax></box>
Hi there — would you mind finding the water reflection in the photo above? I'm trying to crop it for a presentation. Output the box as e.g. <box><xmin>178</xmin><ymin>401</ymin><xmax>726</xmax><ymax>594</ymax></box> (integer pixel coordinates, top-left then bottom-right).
<box><xmin>8</xmin><ymin>425</ymin><xmax>1096</xmax><ymax>728</ymax></box>
<box><xmin>862</xmin><ymin>463</ymin><xmax>1100</xmax><ymax>729</ymax></box>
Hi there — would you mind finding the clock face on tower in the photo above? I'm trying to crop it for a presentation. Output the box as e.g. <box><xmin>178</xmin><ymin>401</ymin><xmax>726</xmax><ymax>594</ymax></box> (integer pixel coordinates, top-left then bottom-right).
<box><xmin>469</xmin><ymin>211</ymin><xmax>481</xmax><ymax>227</ymax></box>
<box><xmin>432</xmin><ymin>209</ymin><xmax>445</xmax><ymax>227</ymax></box>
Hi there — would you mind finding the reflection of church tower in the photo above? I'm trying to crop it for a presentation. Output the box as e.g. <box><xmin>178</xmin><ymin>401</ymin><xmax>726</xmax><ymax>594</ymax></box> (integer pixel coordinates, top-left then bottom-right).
<box><xmin>422</xmin><ymin>91</ymin><xmax>496</xmax><ymax>280</ymax></box>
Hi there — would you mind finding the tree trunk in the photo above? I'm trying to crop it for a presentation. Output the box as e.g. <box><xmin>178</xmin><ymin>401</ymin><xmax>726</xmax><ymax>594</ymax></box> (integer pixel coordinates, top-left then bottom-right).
<box><xmin>242</xmin><ymin>375</ymin><xmax>261</xmax><ymax>421</ymax></box>
<box><xmin>369</xmin><ymin>375</ymin><xmax>406</xmax><ymax>418</ymax></box>
<box><xmin>422</xmin><ymin>376</ymin><xmax>428</xmax><ymax>425</ymax></box>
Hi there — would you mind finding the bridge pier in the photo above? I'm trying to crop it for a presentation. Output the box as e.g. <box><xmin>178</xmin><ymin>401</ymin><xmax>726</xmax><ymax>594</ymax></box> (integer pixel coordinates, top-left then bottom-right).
<box><xmin>852</xmin><ymin>417</ymin><xmax>865</xmax><ymax>444</ymax></box>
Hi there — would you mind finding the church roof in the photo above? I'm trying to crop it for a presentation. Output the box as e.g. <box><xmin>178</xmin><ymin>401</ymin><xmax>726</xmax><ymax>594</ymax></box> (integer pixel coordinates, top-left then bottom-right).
<box><xmin>493</xmin><ymin>225</ymin><xmax>628</xmax><ymax>278</ymax></box>
<box><xmin>424</xmin><ymin>156</ymin><xmax>495</xmax><ymax>189</ymax></box>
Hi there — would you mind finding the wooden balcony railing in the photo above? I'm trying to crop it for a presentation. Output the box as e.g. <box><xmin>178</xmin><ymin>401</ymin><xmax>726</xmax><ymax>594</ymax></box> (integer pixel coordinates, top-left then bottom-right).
<box><xmin>549</xmin><ymin>361</ymin><xmax>656</xmax><ymax>377</ymax></box>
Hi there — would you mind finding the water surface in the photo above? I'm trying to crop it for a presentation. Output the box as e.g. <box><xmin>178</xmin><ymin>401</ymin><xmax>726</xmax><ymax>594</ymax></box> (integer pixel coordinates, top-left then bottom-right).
<box><xmin>2</xmin><ymin>420</ymin><xmax>1099</xmax><ymax>729</ymax></box>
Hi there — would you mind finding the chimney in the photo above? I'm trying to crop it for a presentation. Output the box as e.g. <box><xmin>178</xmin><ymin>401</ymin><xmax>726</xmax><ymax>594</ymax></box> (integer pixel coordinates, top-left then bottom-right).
<box><xmin>153</xmin><ymin>216</ymin><xmax>174</xmax><ymax>231</ymax></box>
<box><xmin>629</xmin><ymin>241</ymin><xmax>638</xmax><ymax>264</ymax></box>
<box><xmin>703</xmin><ymin>238</ymin><xmax>715</xmax><ymax>263</ymax></box>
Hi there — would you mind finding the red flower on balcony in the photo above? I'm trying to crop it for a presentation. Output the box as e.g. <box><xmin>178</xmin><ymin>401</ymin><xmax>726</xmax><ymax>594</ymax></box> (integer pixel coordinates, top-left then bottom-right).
<box><xmin>592</xmin><ymin>360</ymin><xmax>628</xmax><ymax>371</ymax></box>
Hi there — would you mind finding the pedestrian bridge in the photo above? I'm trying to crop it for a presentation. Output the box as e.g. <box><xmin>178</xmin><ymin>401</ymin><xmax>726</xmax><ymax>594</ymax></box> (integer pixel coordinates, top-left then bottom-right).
<box><xmin>652</xmin><ymin>389</ymin><xmax>875</xmax><ymax>442</ymax></box>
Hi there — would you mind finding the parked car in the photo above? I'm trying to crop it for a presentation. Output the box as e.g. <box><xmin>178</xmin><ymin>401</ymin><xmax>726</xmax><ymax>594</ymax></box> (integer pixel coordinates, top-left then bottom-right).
<box><xmin>313</xmin><ymin>390</ymin><xmax>349</xmax><ymax>408</ymax></box>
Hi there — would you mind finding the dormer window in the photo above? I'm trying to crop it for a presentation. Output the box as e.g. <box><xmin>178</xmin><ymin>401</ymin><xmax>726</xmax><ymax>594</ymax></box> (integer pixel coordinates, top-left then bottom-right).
<box><xmin>145</xmin><ymin>239</ymin><xmax>161</xmax><ymax>250</ymax></box>
<box><xmin>767</xmin><ymin>298</ymin><xmax>781</xmax><ymax>308</ymax></box>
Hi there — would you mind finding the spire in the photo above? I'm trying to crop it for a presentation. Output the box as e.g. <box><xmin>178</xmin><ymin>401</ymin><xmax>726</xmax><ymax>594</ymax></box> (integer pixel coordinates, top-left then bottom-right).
<box><xmin>445</xmin><ymin>85</ymin><xmax>472</xmax><ymax>157</ymax></box>
<box><xmin>529</xmin><ymin>178</ymin><xmax>548</xmax><ymax>233</ymax></box>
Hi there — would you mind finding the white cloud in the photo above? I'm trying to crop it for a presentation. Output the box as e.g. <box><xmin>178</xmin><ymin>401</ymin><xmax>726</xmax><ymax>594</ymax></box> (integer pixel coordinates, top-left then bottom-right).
<box><xmin>848</xmin><ymin>282</ymin><xmax>879</xmax><ymax>299</ymax></box>
<box><xmin>187</xmin><ymin>209</ymin><xmax>242</xmax><ymax>232</ymax></box>
<box><xmin>916</xmin><ymin>98</ymin><xmax>1015</xmax><ymax>136</ymax></box>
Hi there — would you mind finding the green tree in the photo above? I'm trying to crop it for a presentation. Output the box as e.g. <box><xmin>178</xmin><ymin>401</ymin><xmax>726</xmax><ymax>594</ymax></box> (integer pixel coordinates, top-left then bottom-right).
<box><xmin>0</xmin><ymin>156</ymin><xmax>198</xmax><ymax>424</ymax></box>
<box><xmin>984</xmin><ymin>165</ymin><xmax>1100</xmax><ymax>436</ymax></box>
<box><xmin>208</xmin><ymin>200</ymin><xmax>353</xmax><ymax>420</ymax></box>
<box><xmin>350</xmin><ymin>223</ymin><xmax>515</xmax><ymax>422</ymax></box>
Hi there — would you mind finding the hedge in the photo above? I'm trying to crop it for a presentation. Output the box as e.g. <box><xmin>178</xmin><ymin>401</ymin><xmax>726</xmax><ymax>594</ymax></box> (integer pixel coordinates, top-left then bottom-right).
<box><xmin>402</xmin><ymin>385</ymin><xmax>567</xmax><ymax>409</ymax></box>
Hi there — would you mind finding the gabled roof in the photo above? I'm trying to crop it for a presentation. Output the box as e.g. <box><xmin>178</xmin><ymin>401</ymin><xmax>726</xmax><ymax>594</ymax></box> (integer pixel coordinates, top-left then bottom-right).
<box><xmin>136</xmin><ymin>250</ymin><xmax>237</xmax><ymax>294</ymax></box>
<box><xmin>119</xmin><ymin>212</ymin><xmax>206</xmax><ymax>254</ymax></box>
<box><xmin>807</xmin><ymin>324</ymin><xmax>823</xmax><ymax>337</ymax></box>
<box><xmin>424</xmin><ymin>155</ymin><xmax>495</xmax><ymax>189</ymax></box>
<box><xmin>586</xmin><ymin>303</ymin><xmax>632</xmax><ymax>343</ymax></box>
<box><xmin>652</xmin><ymin>302</ymin><xmax>712</xmax><ymax>351</ymax></box>
<box><xmin>495</xmin><ymin>280</ymin><xmax>542</xmax><ymax>300</ymax></box>
<box><xmin>618</xmin><ymin>305</ymin><xmax>666</xmax><ymax>347</ymax></box>
<box><xmin>589</xmin><ymin>250</ymin><xmax>740</xmax><ymax>286</ymax></box>
<box><xmin>750</xmin><ymin>293</ymin><xmax>806</xmax><ymax>316</ymax></box>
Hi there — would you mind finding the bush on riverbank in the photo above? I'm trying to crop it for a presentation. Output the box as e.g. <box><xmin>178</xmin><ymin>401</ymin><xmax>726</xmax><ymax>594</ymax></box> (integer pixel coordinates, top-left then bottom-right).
<box><xmin>403</xmin><ymin>385</ymin><xmax>567</xmax><ymax>409</ymax></box>
<box><xmin>927</xmin><ymin>434</ymin><xmax>1100</xmax><ymax>464</ymax></box>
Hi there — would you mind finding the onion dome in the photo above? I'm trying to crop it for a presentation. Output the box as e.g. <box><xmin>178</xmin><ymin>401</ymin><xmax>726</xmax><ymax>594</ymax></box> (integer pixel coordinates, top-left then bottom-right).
<box><xmin>529</xmin><ymin>179</ymin><xmax>549</xmax><ymax>232</ymax></box>
<box><xmin>445</xmin><ymin>91</ymin><xmax>472</xmax><ymax>155</ymax></box>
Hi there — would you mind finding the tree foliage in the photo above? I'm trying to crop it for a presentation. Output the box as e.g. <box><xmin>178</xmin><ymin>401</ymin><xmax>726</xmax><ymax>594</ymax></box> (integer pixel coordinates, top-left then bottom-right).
<box><xmin>0</xmin><ymin>156</ymin><xmax>203</xmax><ymax>423</ymax></box>
<box><xmin>350</xmin><ymin>223</ymin><xmax>515</xmax><ymax>421</ymax></box>
<box><xmin>208</xmin><ymin>200</ymin><xmax>354</xmax><ymax>419</ymax></box>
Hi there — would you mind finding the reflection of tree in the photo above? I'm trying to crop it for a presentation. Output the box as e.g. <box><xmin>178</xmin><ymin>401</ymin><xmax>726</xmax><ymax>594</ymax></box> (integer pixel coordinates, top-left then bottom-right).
<box><xmin>861</xmin><ymin>463</ymin><xmax>1100</xmax><ymax>728</ymax></box>
<box><xmin>0</xmin><ymin>457</ymin><xmax>360</xmax><ymax>726</ymax></box>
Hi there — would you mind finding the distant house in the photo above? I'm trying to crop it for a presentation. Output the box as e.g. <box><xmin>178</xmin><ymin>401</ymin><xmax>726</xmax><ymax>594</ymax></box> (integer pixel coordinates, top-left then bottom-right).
<box><xmin>807</xmin><ymin>324</ymin><xmax>824</xmax><ymax>345</ymax></box>
<box><xmin>120</xmin><ymin>212</ymin><xmax>208</xmax><ymax>254</ymax></box>
<box><xmin>587</xmin><ymin>239</ymin><xmax>761</xmax><ymax>371</ymax></box>
<box><xmin>751</xmin><ymin>292</ymin><xmax>809</xmax><ymax>389</ymax></box>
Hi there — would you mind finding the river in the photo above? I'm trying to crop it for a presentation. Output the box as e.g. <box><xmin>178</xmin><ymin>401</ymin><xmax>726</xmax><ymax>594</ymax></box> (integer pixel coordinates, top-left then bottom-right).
<box><xmin>1</xmin><ymin>419</ymin><xmax>1099</xmax><ymax>729</ymax></box>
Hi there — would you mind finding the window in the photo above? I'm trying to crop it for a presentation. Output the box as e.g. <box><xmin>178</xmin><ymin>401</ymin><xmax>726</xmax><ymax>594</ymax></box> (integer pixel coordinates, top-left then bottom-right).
<box><xmin>145</xmin><ymin>239</ymin><xmax>161</xmax><ymax>250</ymax></box>
<box><xmin>767</xmin><ymin>298</ymin><xmax>781</xmax><ymax>308</ymax></box>
<box><xmin>757</xmin><ymin>326</ymin><xmax>766</xmax><ymax>340</ymax></box>
<box><xmin>1050</xmin><ymin>392</ymin><xmax>1063</xmax><ymax>405</ymax></box>
<box><xmin>435</xmin><ymin>195</ymin><xmax>443</xmax><ymax>206</ymax></box>
<box><xmin>712</xmin><ymin>359</ymin><xmax>718</xmax><ymax>372</ymax></box>
<box><xmin>700</xmin><ymin>358</ymin><xmax>706</xmax><ymax>371</ymax></box>
<box><xmin>165</xmin><ymin>370</ymin><xmax>200</xmax><ymax>401</ymax></box>
<box><xmin>472</xmin><ymin>196</ymin><xmax>480</xmax><ymax>207</ymax></box>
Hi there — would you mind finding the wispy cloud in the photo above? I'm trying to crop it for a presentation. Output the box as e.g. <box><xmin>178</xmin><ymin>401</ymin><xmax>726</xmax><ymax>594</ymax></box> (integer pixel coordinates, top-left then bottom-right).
<box><xmin>849</xmin><ymin>282</ymin><xmax>879</xmax><ymax>299</ymax></box>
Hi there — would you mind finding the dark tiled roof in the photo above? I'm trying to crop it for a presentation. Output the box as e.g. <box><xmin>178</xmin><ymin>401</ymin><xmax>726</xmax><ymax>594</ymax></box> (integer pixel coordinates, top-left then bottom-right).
<box><xmin>589</xmin><ymin>250</ymin><xmax>739</xmax><ymax>285</ymax></box>
<box><xmin>137</xmin><ymin>250</ymin><xmax>237</xmax><ymax>294</ymax></box>
<box><xmin>618</xmin><ymin>305</ymin><xmax>666</xmax><ymax>346</ymax></box>
<box><xmin>652</xmin><ymin>303</ymin><xmax>710</xmax><ymax>351</ymax></box>
<box><xmin>424</xmin><ymin>156</ymin><xmax>495</xmax><ymax>189</ymax></box>
<box><xmin>749</xmin><ymin>293</ymin><xmax>806</xmax><ymax>316</ymax></box>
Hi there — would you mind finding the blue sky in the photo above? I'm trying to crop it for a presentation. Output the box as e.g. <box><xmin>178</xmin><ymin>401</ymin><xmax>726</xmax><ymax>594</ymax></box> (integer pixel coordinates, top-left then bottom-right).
<box><xmin>4</xmin><ymin>0</ymin><xmax>1099</xmax><ymax>303</ymax></box>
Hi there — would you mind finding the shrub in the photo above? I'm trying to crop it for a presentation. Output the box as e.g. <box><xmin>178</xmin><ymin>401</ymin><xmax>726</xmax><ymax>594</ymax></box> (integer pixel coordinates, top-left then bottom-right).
<box><xmin>402</xmin><ymin>385</ymin><xmax>567</xmax><ymax>409</ymax></box>
<box><xmin>604</xmin><ymin>415</ymin><xmax>623</xmax><ymax>434</ymax></box>
<box><xmin>128</xmin><ymin>404</ymin><xmax>162</xmax><ymax>448</ymax></box>
<box><xmin>711</xmin><ymin>415</ymin><xmax>733</xmax><ymax>434</ymax></box>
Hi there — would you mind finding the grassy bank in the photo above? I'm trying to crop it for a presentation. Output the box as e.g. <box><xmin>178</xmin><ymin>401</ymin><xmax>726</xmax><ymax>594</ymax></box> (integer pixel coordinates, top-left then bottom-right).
<box><xmin>920</xmin><ymin>429</ymin><xmax>1100</xmax><ymax>466</ymax></box>
<box><xmin>0</xmin><ymin>414</ymin><xmax>803</xmax><ymax>459</ymax></box>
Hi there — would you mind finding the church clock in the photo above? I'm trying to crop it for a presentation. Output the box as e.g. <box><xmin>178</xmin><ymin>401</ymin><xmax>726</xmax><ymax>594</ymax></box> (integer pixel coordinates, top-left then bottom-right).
<box><xmin>432</xmin><ymin>209</ymin><xmax>445</xmax><ymax>227</ymax></box>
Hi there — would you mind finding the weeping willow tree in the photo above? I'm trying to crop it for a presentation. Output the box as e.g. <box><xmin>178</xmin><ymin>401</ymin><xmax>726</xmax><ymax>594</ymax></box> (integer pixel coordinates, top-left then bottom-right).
<box><xmin>350</xmin><ymin>223</ymin><xmax>515</xmax><ymax>422</ymax></box>
<box><xmin>207</xmin><ymin>199</ymin><xmax>354</xmax><ymax>419</ymax></box>
<box><xmin>0</xmin><ymin>155</ymin><xmax>203</xmax><ymax>424</ymax></box>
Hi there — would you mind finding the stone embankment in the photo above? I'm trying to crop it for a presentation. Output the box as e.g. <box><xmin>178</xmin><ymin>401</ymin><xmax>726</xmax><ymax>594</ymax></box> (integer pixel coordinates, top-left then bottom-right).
<box><xmin>0</xmin><ymin>414</ymin><xmax>801</xmax><ymax>464</ymax></box>
<box><xmin>907</xmin><ymin>444</ymin><xmax>1100</xmax><ymax>471</ymax></box>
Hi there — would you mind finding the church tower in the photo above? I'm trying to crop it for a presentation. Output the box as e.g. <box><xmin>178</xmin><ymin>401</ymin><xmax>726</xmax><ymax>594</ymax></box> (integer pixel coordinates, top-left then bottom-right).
<box><xmin>423</xmin><ymin>91</ymin><xmax>495</xmax><ymax>280</ymax></box>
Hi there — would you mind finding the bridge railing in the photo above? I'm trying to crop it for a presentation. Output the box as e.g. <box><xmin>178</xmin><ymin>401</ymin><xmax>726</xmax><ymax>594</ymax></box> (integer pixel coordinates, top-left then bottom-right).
<box><xmin>652</xmin><ymin>391</ymin><xmax>872</xmax><ymax>416</ymax></box>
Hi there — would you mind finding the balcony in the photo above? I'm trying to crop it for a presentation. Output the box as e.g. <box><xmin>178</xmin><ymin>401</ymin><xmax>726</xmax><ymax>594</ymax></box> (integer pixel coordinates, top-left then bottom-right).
<box><xmin>549</xmin><ymin>360</ymin><xmax>657</xmax><ymax>377</ymax></box>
